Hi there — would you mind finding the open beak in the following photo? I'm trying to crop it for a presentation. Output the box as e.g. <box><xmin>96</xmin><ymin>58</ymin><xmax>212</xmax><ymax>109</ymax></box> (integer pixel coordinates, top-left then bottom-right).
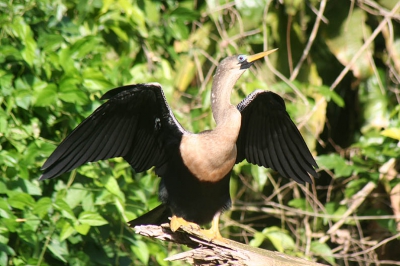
<box><xmin>246</xmin><ymin>48</ymin><xmax>278</xmax><ymax>63</ymax></box>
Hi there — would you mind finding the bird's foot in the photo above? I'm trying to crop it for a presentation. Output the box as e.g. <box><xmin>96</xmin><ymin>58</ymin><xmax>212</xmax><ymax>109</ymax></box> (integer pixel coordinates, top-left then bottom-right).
<box><xmin>198</xmin><ymin>228</ymin><xmax>229</xmax><ymax>243</ymax></box>
<box><xmin>169</xmin><ymin>214</ymin><xmax>229</xmax><ymax>243</ymax></box>
<box><xmin>200</xmin><ymin>211</ymin><xmax>229</xmax><ymax>243</ymax></box>
<box><xmin>169</xmin><ymin>215</ymin><xmax>201</xmax><ymax>232</ymax></box>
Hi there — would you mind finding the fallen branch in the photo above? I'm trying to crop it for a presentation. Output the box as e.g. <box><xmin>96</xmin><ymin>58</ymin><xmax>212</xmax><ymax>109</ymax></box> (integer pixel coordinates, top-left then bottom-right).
<box><xmin>134</xmin><ymin>224</ymin><xmax>325</xmax><ymax>266</ymax></box>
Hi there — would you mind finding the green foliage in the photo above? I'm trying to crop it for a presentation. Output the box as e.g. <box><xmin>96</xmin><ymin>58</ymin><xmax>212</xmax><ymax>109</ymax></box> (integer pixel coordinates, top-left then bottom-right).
<box><xmin>1</xmin><ymin>0</ymin><xmax>400</xmax><ymax>265</ymax></box>
<box><xmin>250</xmin><ymin>226</ymin><xmax>296</xmax><ymax>253</ymax></box>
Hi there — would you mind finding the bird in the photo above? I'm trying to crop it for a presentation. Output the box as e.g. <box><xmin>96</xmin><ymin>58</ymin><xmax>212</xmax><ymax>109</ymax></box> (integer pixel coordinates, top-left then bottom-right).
<box><xmin>40</xmin><ymin>49</ymin><xmax>318</xmax><ymax>241</ymax></box>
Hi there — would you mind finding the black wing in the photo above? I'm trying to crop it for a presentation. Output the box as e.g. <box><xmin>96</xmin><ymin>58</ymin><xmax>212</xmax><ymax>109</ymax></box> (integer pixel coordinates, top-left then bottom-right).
<box><xmin>236</xmin><ymin>90</ymin><xmax>318</xmax><ymax>184</ymax></box>
<box><xmin>40</xmin><ymin>83</ymin><xmax>185</xmax><ymax>180</ymax></box>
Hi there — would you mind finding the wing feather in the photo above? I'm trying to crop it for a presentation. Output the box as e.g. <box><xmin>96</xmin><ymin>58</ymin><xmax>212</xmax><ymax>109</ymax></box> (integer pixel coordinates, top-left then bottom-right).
<box><xmin>266</xmin><ymin>115</ymin><xmax>288</xmax><ymax>177</ymax></box>
<box><xmin>236</xmin><ymin>90</ymin><xmax>317</xmax><ymax>184</ymax></box>
<box><xmin>271</xmin><ymin>115</ymin><xmax>305</xmax><ymax>183</ymax></box>
<box><xmin>40</xmin><ymin>83</ymin><xmax>185</xmax><ymax>180</ymax></box>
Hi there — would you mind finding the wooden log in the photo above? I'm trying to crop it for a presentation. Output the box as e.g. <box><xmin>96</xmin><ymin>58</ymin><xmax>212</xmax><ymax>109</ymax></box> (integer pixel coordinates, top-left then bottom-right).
<box><xmin>134</xmin><ymin>224</ymin><xmax>326</xmax><ymax>266</ymax></box>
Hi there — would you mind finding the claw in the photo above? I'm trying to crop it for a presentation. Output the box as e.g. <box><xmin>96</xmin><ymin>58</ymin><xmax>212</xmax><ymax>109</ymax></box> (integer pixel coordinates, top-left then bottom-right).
<box><xmin>199</xmin><ymin>212</ymin><xmax>228</xmax><ymax>243</ymax></box>
<box><xmin>170</xmin><ymin>212</ymin><xmax>228</xmax><ymax>243</ymax></box>
<box><xmin>170</xmin><ymin>215</ymin><xmax>201</xmax><ymax>232</ymax></box>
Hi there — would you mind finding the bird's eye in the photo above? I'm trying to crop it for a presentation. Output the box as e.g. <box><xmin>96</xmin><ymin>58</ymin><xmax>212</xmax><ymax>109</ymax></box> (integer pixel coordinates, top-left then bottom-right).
<box><xmin>237</xmin><ymin>55</ymin><xmax>247</xmax><ymax>63</ymax></box>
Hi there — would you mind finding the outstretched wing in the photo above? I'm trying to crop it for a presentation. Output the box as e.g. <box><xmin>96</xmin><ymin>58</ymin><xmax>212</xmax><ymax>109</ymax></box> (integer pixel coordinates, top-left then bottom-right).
<box><xmin>236</xmin><ymin>90</ymin><xmax>318</xmax><ymax>184</ymax></box>
<box><xmin>40</xmin><ymin>83</ymin><xmax>185</xmax><ymax>180</ymax></box>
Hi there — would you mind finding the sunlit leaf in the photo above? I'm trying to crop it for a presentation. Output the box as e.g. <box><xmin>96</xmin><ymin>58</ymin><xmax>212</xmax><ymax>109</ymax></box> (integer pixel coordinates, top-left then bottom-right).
<box><xmin>32</xmin><ymin>197</ymin><xmax>52</xmax><ymax>218</ymax></box>
<box><xmin>8</xmin><ymin>193</ymin><xmax>35</xmax><ymax>210</ymax></box>
<box><xmin>33</xmin><ymin>84</ymin><xmax>58</xmax><ymax>107</ymax></box>
<box><xmin>99</xmin><ymin>175</ymin><xmax>125</xmax><ymax>201</ymax></box>
<box><xmin>262</xmin><ymin>227</ymin><xmax>296</xmax><ymax>253</ymax></box>
<box><xmin>381</xmin><ymin>128</ymin><xmax>400</xmax><ymax>140</ymax></box>
<box><xmin>78</xmin><ymin>211</ymin><xmax>108</xmax><ymax>226</ymax></box>
<box><xmin>249</xmin><ymin>232</ymin><xmax>265</xmax><ymax>247</ymax></box>
<box><xmin>131</xmin><ymin>240</ymin><xmax>149</xmax><ymax>265</ymax></box>
<box><xmin>47</xmin><ymin>238</ymin><xmax>68</xmax><ymax>263</ymax></box>
<box><xmin>74</xmin><ymin>224</ymin><xmax>91</xmax><ymax>235</ymax></box>
<box><xmin>53</xmin><ymin>199</ymin><xmax>76</xmax><ymax>220</ymax></box>
<box><xmin>60</xmin><ymin>222</ymin><xmax>75</xmax><ymax>241</ymax></box>
<box><xmin>317</xmin><ymin>154</ymin><xmax>354</xmax><ymax>178</ymax></box>
<box><xmin>324</xmin><ymin>8</ymin><xmax>373</xmax><ymax>78</ymax></box>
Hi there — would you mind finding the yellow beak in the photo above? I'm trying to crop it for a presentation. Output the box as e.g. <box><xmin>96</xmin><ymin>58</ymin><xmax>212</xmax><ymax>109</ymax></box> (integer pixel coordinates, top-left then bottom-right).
<box><xmin>246</xmin><ymin>48</ymin><xmax>278</xmax><ymax>63</ymax></box>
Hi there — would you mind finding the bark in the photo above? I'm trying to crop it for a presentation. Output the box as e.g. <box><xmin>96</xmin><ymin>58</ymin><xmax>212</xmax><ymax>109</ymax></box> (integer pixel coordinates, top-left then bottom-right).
<box><xmin>134</xmin><ymin>224</ymin><xmax>326</xmax><ymax>266</ymax></box>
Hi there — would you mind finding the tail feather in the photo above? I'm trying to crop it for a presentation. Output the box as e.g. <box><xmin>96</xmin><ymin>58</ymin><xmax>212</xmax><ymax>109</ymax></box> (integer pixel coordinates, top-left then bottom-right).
<box><xmin>128</xmin><ymin>204</ymin><xmax>171</xmax><ymax>227</ymax></box>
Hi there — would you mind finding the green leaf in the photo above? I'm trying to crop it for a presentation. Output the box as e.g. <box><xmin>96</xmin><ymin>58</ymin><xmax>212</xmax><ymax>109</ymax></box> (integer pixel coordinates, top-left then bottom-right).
<box><xmin>250</xmin><ymin>164</ymin><xmax>268</xmax><ymax>191</ymax></box>
<box><xmin>262</xmin><ymin>227</ymin><xmax>296</xmax><ymax>252</ymax></box>
<box><xmin>13</xmin><ymin>89</ymin><xmax>32</xmax><ymax>110</ymax></box>
<box><xmin>109</xmin><ymin>26</ymin><xmax>129</xmax><ymax>42</ymax></box>
<box><xmin>168</xmin><ymin>20</ymin><xmax>189</xmax><ymax>40</ymax></box>
<box><xmin>345</xmin><ymin>178</ymin><xmax>369</xmax><ymax>198</ymax></box>
<box><xmin>99</xmin><ymin>175</ymin><xmax>125</xmax><ymax>201</ymax></box>
<box><xmin>74</xmin><ymin>224</ymin><xmax>90</xmax><ymax>235</ymax></box>
<box><xmin>249</xmin><ymin>232</ymin><xmax>265</xmax><ymax>247</ymax></box>
<box><xmin>131</xmin><ymin>240</ymin><xmax>149</xmax><ymax>265</ymax></box>
<box><xmin>169</xmin><ymin>7</ymin><xmax>199</xmax><ymax>21</ymax></box>
<box><xmin>53</xmin><ymin>198</ymin><xmax>76</xmax><ymax>220</ymax></box>
<box><xmin>33</xmin><ymin>197</ymin><xmax>53</xmax><ymax>218</ymax></box>
<box><xmin>58</xmin><ymin>89</ymin><xmax>88</xmax><ymax>105</ymax></box>
<box><xmin>82</xmin><ymin>68</ymin><xmax>114</xmax><ymax>91</ymax></box>
<box><xmin>129</xmin><ymin>4</ymin><xmax>148</xmax><ymax>37</ymax></box>
<box><xmin>317</xmin><ymin>154</ymin><xmax>354</xmax><ymax>178</ymax></box>
<box><xmin>359</xmin><ymin>69</ymin><xmax>389</xmax><ymax>132</ymax></box>
<box><xmin>60</xmin><ymin>222</ymin><xmax>75</xmax><ymax>241</ymax></box>
<box><xmin>64</xmin><ymin>183</ymin><xmax>88</xmax><ymax>209</ymax></box>
<box><xmin>0</xmin><ymin>242</ymin><xmax>15</xmax><ymax>256</ymax></box>
<box><xmin>33</xmin><ymin>83</ymin><xmax>58</xmax><ymax>107</ymax></box>
<box><xmin>78</xmin><ymin>211</ymin><xmax>108</xmax><ymax>226</ymax></box>
<box><xmin>288</xmin><ymin>198</ymin><xmax>312</xmax><ymax>212</ymax></box>
<box><xmin>0</xmin><ymin>46</ymin><xmax>22</xmax><ymax>65</ymax></box>
<box><xmin>318</xmin><ymin>85</ymin><xmax>345</xmax><ymax>107</ymax></box>
<box><xmin>11</xmin><ymin>17</ymin><xmax>37</xmax><ymax>67</ymax></box>
<box><xmin>324</xmin><ymin>8</ymin><xmax>373</xmax><ymax>78</ymax></box>
<box><xmin>0</xmin><ymin>198</ymin><xmax>14</xmax><ymax>218</ymax></box>
<box><xmin>8</xmin><ymin>193</ymin><xmax>35</xmax><ymax>210</ymax></box>
<box><xmin>381</xmin><ymin>128</ymin><xmax>400</xmax><ymax>140</ymax></box>
<box><xmin>9</xmin><ymin>178</ymin><xmax>42</xmax><ymax>196</ymax></box>
<box><xmin>38</xmin><ymin>34</ymin><xmax>64</xmax><ymax>52</ymax></box>
<box><xmin>47</xmin><ymin>238</ymin><xmax>68</xmax><ymax>263</ymax></box>
<box><xmin>69</xmin><ymin>36</ymin><xmax>100</xmax><ymax>59</ymax></box>
<box><xmin>311</xmin><ymin>241</ymin><xmax>335</xmax><ymax>265</ymax></box>
<box><xmin>0</xmin><ymin>72</ymin><xmax>14</xmax><ymax>96</ymax></box>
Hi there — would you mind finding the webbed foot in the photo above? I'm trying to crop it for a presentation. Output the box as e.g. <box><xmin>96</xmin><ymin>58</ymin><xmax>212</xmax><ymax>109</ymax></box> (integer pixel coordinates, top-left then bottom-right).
<box><xmin>170</xmin><ymin>212</ymin><xmax>228</xmax><ymax>243</ymax></box>
<box><xmin>170</xmin><ymin>215</ymin><xmax>201</xmax><ymax>232</ymax></box>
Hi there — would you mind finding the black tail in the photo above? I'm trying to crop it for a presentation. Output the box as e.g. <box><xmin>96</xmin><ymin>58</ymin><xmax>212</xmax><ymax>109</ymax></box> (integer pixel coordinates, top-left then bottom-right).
<box><xmin>128</xmin><ymin>204</ymin><xmax>171</xmax><ymax>227</ymax></box>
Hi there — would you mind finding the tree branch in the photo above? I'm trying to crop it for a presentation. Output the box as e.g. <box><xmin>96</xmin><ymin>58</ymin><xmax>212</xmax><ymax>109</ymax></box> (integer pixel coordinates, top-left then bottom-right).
<box><xmin>134</xmin><ymin>224</ymin><xmax>326</xmax><ymax>266</ymax></box>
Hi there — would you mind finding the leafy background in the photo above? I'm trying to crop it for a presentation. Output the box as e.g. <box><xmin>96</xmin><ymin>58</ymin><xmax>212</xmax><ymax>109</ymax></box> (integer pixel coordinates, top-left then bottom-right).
<box><xmin>1</xmin><ymin>0</ymin><xmax>400</xmax><ymax>265</ymax></box>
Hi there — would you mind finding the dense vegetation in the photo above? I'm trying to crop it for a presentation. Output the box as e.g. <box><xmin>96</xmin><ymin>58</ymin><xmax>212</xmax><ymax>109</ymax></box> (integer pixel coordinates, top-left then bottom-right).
<box><xmin>1</xmin><ymin>0</ymin><xmax>399</xmax><ymax>265</ymax></box>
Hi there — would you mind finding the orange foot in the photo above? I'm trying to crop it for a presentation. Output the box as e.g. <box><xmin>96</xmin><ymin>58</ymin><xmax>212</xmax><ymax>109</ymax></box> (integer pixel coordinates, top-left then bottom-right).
<box><xmin>170</xmin><ymin>215</ymin><xmax>201</xmax><ymax>232</ymax></box>
<box><xmin>170</xmin><ymin>213</ymin><xmax>229</xmax><ymax>244</ymax></box>
<box><xmin>199</xmin><ymin>212</ymin><xmax>228</xmax><ymax>243</ymax></box>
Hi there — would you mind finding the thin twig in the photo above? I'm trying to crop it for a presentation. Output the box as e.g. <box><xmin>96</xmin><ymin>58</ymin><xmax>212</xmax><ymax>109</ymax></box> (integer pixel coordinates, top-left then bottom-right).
<box><xmin>330</xmin><ymin>1</ymin><xmax>400</xmax><ymax>90</ymax></box>
<box><xmin>233</xmin><ymin>202</ymin><xmax>400</xmax><ymax>221</ymax></box>
<box><xmin>340</xmin><ymin>232</ymin><xmax>400</xmax><ymax>257</ymax></box>
<box><xmin>290</xmin><ymin>0</ymin><xmax>327</xmax><ymax>81</ymax></box>
<box><xmin>262</xmin><ymin>3</ymin><xmax>309</xmax><ymax>105</ymax></box>
<box><xmin>320</xmin><ymin>181</ymin><xmax>376</xmax><ymax>243</ymax></box>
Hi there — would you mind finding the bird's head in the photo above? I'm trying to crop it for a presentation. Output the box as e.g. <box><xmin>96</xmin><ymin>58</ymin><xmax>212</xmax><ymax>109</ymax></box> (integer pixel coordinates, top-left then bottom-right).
<box><xmin>218</xmin><ymin>49</ymin><xmax>278</xmax><ymax>72</ymax></box>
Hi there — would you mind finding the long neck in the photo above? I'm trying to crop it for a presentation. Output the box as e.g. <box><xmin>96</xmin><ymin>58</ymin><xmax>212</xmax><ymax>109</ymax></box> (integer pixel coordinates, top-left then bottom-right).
<box><xmin>211</xmin><ymin>67</ymin><xmax>244</xmax><ymax>126</ymax></box>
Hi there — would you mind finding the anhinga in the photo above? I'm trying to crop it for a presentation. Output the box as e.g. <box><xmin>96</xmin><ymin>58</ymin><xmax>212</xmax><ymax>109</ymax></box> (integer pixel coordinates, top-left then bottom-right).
<box><xmin>40</xmin><ymin>49</ymin><xmax>318</xmax><ymax>241</ymax></box>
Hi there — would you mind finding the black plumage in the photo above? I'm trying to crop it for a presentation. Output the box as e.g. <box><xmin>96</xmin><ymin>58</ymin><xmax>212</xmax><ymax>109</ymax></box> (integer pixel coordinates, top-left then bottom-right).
<box><xmin>41</xmin><ymin>50</ymin><xmax>318</xmax><ymax>241</ymax></box>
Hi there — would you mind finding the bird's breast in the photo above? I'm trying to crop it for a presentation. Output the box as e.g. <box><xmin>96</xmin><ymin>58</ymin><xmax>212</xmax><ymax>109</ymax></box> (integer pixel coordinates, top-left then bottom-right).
<box><xmin>180</xmin><ymin>133</ymin><xmax>237</xmax><ymax>182</ymax></box>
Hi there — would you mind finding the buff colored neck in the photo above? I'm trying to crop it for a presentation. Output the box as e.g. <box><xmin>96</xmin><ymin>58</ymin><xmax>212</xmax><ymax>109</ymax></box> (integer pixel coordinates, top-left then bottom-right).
<box><xmin>211</xmin><ymin>65</ymin><xmax>244</xmax><ymax>128</ymax></box>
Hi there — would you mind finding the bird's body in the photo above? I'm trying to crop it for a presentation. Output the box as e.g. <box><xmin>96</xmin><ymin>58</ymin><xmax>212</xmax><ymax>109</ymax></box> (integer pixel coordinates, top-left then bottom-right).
<box><xmin>40</xmin><ymin>50</ymin><xmax>318</xmax><ymax>240</ymax></box>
